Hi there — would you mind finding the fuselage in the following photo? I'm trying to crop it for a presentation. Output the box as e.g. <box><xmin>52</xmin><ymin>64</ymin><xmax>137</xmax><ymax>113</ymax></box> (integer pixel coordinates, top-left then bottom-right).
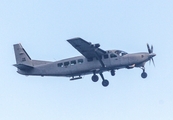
<box><xmin>17</xmin><ymin>50</ymin><xmax>155</xmax><ymax>77</ymax></box>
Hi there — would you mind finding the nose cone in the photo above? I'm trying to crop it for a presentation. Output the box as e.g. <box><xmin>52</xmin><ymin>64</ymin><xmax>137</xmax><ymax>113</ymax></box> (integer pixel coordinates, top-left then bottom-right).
<box><xmin>149</xmin><ymin>53</ymin><xmax>156</xmax><ymax>58</ymax></box>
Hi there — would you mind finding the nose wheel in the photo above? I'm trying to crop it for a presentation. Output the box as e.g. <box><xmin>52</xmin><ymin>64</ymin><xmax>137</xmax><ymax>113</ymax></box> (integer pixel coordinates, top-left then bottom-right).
<box><xmin>141</xmin><ymin>67</ymin><xmax>148</xmax><ymax>78</ymax></box>
<box><xmin>141</xmin><ymin>72</ymin><xmax>147</xmax><ymax>78</ymax></box>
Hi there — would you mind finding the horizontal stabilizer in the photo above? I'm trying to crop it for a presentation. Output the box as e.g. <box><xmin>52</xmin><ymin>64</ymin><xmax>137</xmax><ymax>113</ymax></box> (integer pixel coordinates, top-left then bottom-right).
<box><xmin>13</xmin><ymin>64</ymin><xmax>34</xmax><ymax>70</ymax></box>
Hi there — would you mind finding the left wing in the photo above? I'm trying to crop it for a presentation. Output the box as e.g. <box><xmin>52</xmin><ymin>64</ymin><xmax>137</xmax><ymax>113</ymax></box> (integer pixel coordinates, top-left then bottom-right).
<box><xmin>67</xmin><ymin>37</ymin><xmax>106</xmax><ymax>59</ymax></box>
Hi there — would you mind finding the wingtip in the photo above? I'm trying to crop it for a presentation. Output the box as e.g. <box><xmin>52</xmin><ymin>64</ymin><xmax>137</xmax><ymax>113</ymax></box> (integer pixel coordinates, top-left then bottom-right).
<box><xmin>67</xmin><ymin>37</ymin><xmax>82</xmax><ymax>41</ymax></box>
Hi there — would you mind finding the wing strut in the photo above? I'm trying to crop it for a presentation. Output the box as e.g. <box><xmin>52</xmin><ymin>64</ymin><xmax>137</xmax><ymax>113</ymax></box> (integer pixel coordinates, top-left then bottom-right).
<box><xmin>94</xmin><ymin>49</ymin><xmax>106</xmax><ymax>68</ymax></box>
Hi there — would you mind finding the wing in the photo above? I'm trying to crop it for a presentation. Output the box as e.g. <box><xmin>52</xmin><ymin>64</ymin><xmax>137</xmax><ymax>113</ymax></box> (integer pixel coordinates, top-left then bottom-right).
<box><xmin>67</xmin><ymin>37</ymin><xmax>106</xmax><ymax>59</ymax></box>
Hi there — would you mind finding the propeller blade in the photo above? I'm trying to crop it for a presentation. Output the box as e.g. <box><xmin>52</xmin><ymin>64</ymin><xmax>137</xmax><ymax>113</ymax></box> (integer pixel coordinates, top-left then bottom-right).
<box><xmin>152</xmin><ymin>58</ymin><xmax>155</xmax><ymax>67</ymax></box>
<box><xmin>147</xmin><ymin>43</ymin><xmax>150</xmax><ymax>53</ymax></box>
<box><xmin>151</xmin><ymin>45</ymin><xmax>153</xmax><ymax>53</ymax></box>
<box><xmin>147</xmin><ymin>43</ymin><xmax>151</xmax><ymax>53</ymax></box>
<box><xmin>147</xmin><ymin>43</ymin><xmax>155</xmax><ymax>66</ymax></box>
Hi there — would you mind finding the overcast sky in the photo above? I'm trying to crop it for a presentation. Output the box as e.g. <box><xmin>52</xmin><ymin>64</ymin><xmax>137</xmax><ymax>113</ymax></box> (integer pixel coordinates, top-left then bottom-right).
<box><xmin>1</xmin><ymin>1</ymin><xmax>173</xmax><ymax>120</ymax></box>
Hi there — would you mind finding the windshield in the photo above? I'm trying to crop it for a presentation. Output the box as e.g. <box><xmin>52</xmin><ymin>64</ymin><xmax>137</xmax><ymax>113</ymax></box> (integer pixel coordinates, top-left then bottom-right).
<box><xmin>115</xmin><ymin>50</ymin><xmax>128</xmax><ymax>56</ymax></box>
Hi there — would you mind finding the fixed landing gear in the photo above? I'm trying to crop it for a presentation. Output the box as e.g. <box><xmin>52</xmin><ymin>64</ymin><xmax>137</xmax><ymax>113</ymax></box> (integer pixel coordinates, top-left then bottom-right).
<box><xmin>102</xmin><ymin>80</ymin><xmax>109</xmax><ymax>87</ymax></box>
<box><xmin>100</xmin><ymin>73</ymin><xmax>109</xmax><ymax>87</ymax></box>
<box><xmin>141</xmin><ymin>72</ymin><xmax>147</xmax><ymax>78</ymax></box>
<box><xmin>141</xmin><ymin>67</ymin><xmax>148</xmax><ymax>78</ymax></box>
<box><xmin>92</xmin><ymin>74</ymin><xmax>99</xmax><ymax>82</ymax></box>
<box><xmin>91</xmin><ymin>72</ymin><xmax>109</xmax><ymax>87</ymax></box>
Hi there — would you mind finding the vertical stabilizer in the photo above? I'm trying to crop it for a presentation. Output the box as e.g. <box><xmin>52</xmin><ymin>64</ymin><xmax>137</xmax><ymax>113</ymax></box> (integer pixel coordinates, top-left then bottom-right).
<box><xmin>13</xmin><ymin>44</ymin><xmax>33</xmax><ymax>68</ymax></box>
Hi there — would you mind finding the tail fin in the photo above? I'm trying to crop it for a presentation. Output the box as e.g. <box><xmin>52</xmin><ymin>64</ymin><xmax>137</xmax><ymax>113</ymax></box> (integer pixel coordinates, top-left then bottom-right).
<box><xmin>13</xmin><ymin>43</ymin><xmax>34</xmax><ymax>70</ymax></box>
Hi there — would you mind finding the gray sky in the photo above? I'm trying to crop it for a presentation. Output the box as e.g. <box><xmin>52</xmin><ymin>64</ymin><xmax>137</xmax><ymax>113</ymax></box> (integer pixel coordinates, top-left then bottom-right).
<box><xmin>1</xmin><ymin>1</ymin><xmax>173</xmax><ymax>120</ymax></box>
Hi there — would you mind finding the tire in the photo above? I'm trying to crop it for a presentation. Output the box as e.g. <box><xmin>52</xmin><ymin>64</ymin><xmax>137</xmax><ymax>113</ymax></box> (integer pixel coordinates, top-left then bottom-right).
<box><xmin>92</xmin><ymin>75</ymin><xmax>99</xmax><ymax>82</ymax></box>
<box><xmin>102</xmin><ymin>80</ymin><xmax>109</xmax><ymax>87</ymax></box>
<box><xmin>141</xmin><ymin>72</ymin><xmax>147</xmax><ymax>78</ymax></box>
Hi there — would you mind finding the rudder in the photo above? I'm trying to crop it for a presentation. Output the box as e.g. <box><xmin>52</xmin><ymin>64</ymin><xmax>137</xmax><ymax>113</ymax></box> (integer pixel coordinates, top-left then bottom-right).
<box><xmin>13</xmin><ymin>43</ymin><xmax>33</xmax><ymax>68</ymax></box>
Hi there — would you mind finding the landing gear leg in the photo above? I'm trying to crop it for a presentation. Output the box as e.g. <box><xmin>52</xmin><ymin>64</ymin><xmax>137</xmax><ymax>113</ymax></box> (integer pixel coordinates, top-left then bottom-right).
<box><xmin>100</xmin><ymin>73</ymin><xmax>109</xmax><ymax>87</ymax></box>
<box><xmin>141</xmin><ymin>67</ymin><xmax>147</xmax><ymax>78</ymax></box>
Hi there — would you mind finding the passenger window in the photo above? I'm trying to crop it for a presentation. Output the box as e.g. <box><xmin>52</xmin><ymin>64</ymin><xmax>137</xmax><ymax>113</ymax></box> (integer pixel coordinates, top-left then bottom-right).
<box><xmin>71</xmin><ymin>60</ymin><xmax>76</xmax><ymax>65</ymax></box>
<box><xmin>57</xmin><ymin>63</ymin><xmax>63</xmax><ymax>67</ymax></box>
<box><xmin>87</xmin><ymin>58</ymin><xmax>93</xmax><ymax>62</ymax></box>
<box><xmin>64</xmin><ymin>62</ymin><xmax>69</xmax><ymax>67</ymax></box>
<box><xmin>78</xmin><ymin>59</ymin><xmax>83</xmax><ymax>64</ymax></box>
<box><xmin>110</xmin><ymin>54</ymin><xmax>117</xmax><ymax>58</ymax></box>
<box><xmin>104</xmin><ymin>54</ymin><xmax>109</xmax><ymax>59</ymax></box>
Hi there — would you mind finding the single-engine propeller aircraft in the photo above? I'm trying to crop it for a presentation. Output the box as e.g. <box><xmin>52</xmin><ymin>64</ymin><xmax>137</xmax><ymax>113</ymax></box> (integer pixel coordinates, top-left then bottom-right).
<box><xmin>13</xmin><ymin>38</ymin><xmax>156</xmax><ymax>87</ymax></box>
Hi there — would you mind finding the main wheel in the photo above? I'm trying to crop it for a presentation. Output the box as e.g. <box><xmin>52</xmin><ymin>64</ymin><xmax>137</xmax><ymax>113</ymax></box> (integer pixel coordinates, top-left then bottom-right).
<box><xmin>92</xmin><ymin>75</ymin><xmax>99</xmax><ymax>82</ymax></box>
<box><xmin>141</xmin><ymin>72</ymin><xmax>147</xmax><ymax>78</ymax></box>
<box><xmin>102</xmin><ymin>80</ymin><xmax>109</xmax><ymax>87</ymax></box>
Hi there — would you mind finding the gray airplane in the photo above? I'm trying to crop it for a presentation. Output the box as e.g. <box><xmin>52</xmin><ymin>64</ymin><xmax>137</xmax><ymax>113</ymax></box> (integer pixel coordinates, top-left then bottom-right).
<box><xmin>13</xmin><ymin>38</ymin><xmax>156</xmax><ymax>87</ymax></box>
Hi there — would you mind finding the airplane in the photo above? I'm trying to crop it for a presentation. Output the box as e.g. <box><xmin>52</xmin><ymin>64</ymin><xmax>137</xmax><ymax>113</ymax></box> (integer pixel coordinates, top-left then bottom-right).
<box><xmin>13</xmin><ymin>37</ymin><xmax>156</xmax><ymax>87</ymax></box>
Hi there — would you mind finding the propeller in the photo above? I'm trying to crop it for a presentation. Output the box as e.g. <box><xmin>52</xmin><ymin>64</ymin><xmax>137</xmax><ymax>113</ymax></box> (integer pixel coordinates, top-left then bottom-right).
<box><xmin>147</xmin><ymin>43</ymin><xmax>155</xmax><ymax>66</ymax></box>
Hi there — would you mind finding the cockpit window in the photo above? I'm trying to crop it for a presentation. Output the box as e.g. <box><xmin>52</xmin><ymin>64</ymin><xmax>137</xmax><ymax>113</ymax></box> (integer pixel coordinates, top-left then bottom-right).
<box><xmin>115</xmin><ymin>50</ymin><xmax>128</xmax><ymax>56</ymax></box>
<box><xmin>123</xmin><ymin>52</ymin><xmax>128</xmax><ymax>55</ymax></box>
<box><xmin>115</xmin><ymin>51</ymin><xmax>121</xmax><ymax>55</ymax></box>
<box><xmin>104</xmin><ymin>54</ymin><xmax>109</xmax><ymax>59</ymax></box>
<box><xmin>110</xmin><ymin>54</ymin><xmax>117</xmax><ymax>58</ymax></box>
